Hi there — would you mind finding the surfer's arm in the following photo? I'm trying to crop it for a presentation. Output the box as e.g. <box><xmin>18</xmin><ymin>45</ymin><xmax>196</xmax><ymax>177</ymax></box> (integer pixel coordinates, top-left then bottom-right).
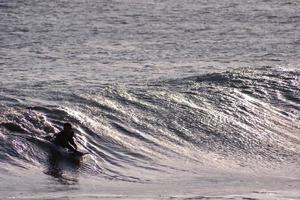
<box><xmin>69</xmin><ymin>137</ymin><xmax>77</xmax><ymax>150</ymax></box>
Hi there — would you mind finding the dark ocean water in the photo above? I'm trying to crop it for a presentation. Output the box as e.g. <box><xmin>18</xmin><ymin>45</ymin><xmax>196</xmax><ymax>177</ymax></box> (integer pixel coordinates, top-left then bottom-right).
<box><xmin>0</xmin><ymin>0</ymin><xmax>299</xmax><ymax>199</ymax></box>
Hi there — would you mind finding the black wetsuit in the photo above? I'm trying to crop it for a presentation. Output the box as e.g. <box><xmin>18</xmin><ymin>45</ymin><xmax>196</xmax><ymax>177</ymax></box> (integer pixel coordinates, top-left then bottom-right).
<box><xmin>53</xmin><ymin>130</ymin><xmax>77</xmax><ymax>152</ymax></box>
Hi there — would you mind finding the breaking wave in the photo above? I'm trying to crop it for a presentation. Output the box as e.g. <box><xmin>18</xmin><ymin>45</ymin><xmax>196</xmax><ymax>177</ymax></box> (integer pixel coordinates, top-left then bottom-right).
<box><xmin>0</xmin><ymin>67</ymin><xmax>299</xmax><ymax>182</ymax></box>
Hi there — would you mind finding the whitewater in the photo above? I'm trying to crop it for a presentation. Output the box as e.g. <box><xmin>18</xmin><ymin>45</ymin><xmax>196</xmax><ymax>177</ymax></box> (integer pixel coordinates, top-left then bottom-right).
<box><xmin>0</xmin><ymin>0</ymin><xmax>300</xmax><ymax>199</ymax></box>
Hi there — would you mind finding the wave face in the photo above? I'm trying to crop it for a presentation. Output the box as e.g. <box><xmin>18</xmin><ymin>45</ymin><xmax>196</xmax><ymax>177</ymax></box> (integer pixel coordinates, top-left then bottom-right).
<box><xmin>0</xmin><ymin>67</ymin><xmax>299</xmax><ymax>198</ymax></box>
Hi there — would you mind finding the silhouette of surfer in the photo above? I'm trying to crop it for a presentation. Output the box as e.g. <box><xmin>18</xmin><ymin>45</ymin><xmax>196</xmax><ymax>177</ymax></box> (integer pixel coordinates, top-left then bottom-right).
<box><xmin>53</xmin><ymin>123</ymin><xmax>77</xmax><ymax>152</ymax></box>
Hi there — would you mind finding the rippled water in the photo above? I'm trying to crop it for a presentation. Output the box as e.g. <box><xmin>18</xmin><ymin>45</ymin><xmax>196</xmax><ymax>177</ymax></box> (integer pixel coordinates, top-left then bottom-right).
<box><xmin>1</xmin><ymin>0</ymin><xmax>300</xmax><ymax>84</ymax></box>
<box><xmin>0</xmin><ymin>0</ymin><xmax>300</xmax><ymax>199</ymax></box>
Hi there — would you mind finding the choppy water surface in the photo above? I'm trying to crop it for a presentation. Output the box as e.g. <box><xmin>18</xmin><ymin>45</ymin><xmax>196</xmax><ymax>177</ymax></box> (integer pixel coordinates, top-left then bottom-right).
<box><xmin>1</xmin><ymin>0</ymin><xmax>300</xmax><ymax>83</ymax></box>
<box><xmin>0</xmin><ymin>0</ymin><xmax>300</xmax><ymax>199</ymax></box>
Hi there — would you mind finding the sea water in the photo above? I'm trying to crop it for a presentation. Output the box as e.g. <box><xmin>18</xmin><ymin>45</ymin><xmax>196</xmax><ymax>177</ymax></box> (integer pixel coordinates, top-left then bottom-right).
<box><xmin>0</xmin><ymin>0</ymin><xmax>299</xmax><ymax>199</ymax></box>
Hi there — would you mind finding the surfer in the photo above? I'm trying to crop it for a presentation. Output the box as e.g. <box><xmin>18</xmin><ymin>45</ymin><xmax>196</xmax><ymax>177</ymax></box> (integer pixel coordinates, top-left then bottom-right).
<box><xmin>53</xmin><ymin>123</ymin><xmax>77</xmax><ymax>152</ymax></box>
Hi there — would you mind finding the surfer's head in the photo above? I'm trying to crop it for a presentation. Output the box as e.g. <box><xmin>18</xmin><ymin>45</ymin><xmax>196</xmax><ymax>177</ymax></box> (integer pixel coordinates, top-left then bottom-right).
<box><xmin>63</xmin><ymin>122</ymin><xmax>72</xmax><ymax>131</ymax></box>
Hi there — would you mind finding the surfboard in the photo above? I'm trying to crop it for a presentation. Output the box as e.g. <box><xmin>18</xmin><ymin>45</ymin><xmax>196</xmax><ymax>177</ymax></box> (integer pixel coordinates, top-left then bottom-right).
<box><xmin>46</xmin><ymin>139</ymin><xmax>88</xmax><ymax>159</ymax></box>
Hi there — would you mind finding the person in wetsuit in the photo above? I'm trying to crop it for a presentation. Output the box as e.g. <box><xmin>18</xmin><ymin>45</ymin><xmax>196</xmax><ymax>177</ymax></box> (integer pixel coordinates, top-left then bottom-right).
<box><xmin>53</xmin><ymin>123</ymin><xmax>77</xmax><ymax>152</ymax></box>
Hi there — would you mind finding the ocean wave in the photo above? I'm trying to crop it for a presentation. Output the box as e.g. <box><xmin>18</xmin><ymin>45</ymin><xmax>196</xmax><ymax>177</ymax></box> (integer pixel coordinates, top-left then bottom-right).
<box><xmin>0</xmin><ymin>67</ymin><xmax>299</xmax><ymax>181</ymax></box>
